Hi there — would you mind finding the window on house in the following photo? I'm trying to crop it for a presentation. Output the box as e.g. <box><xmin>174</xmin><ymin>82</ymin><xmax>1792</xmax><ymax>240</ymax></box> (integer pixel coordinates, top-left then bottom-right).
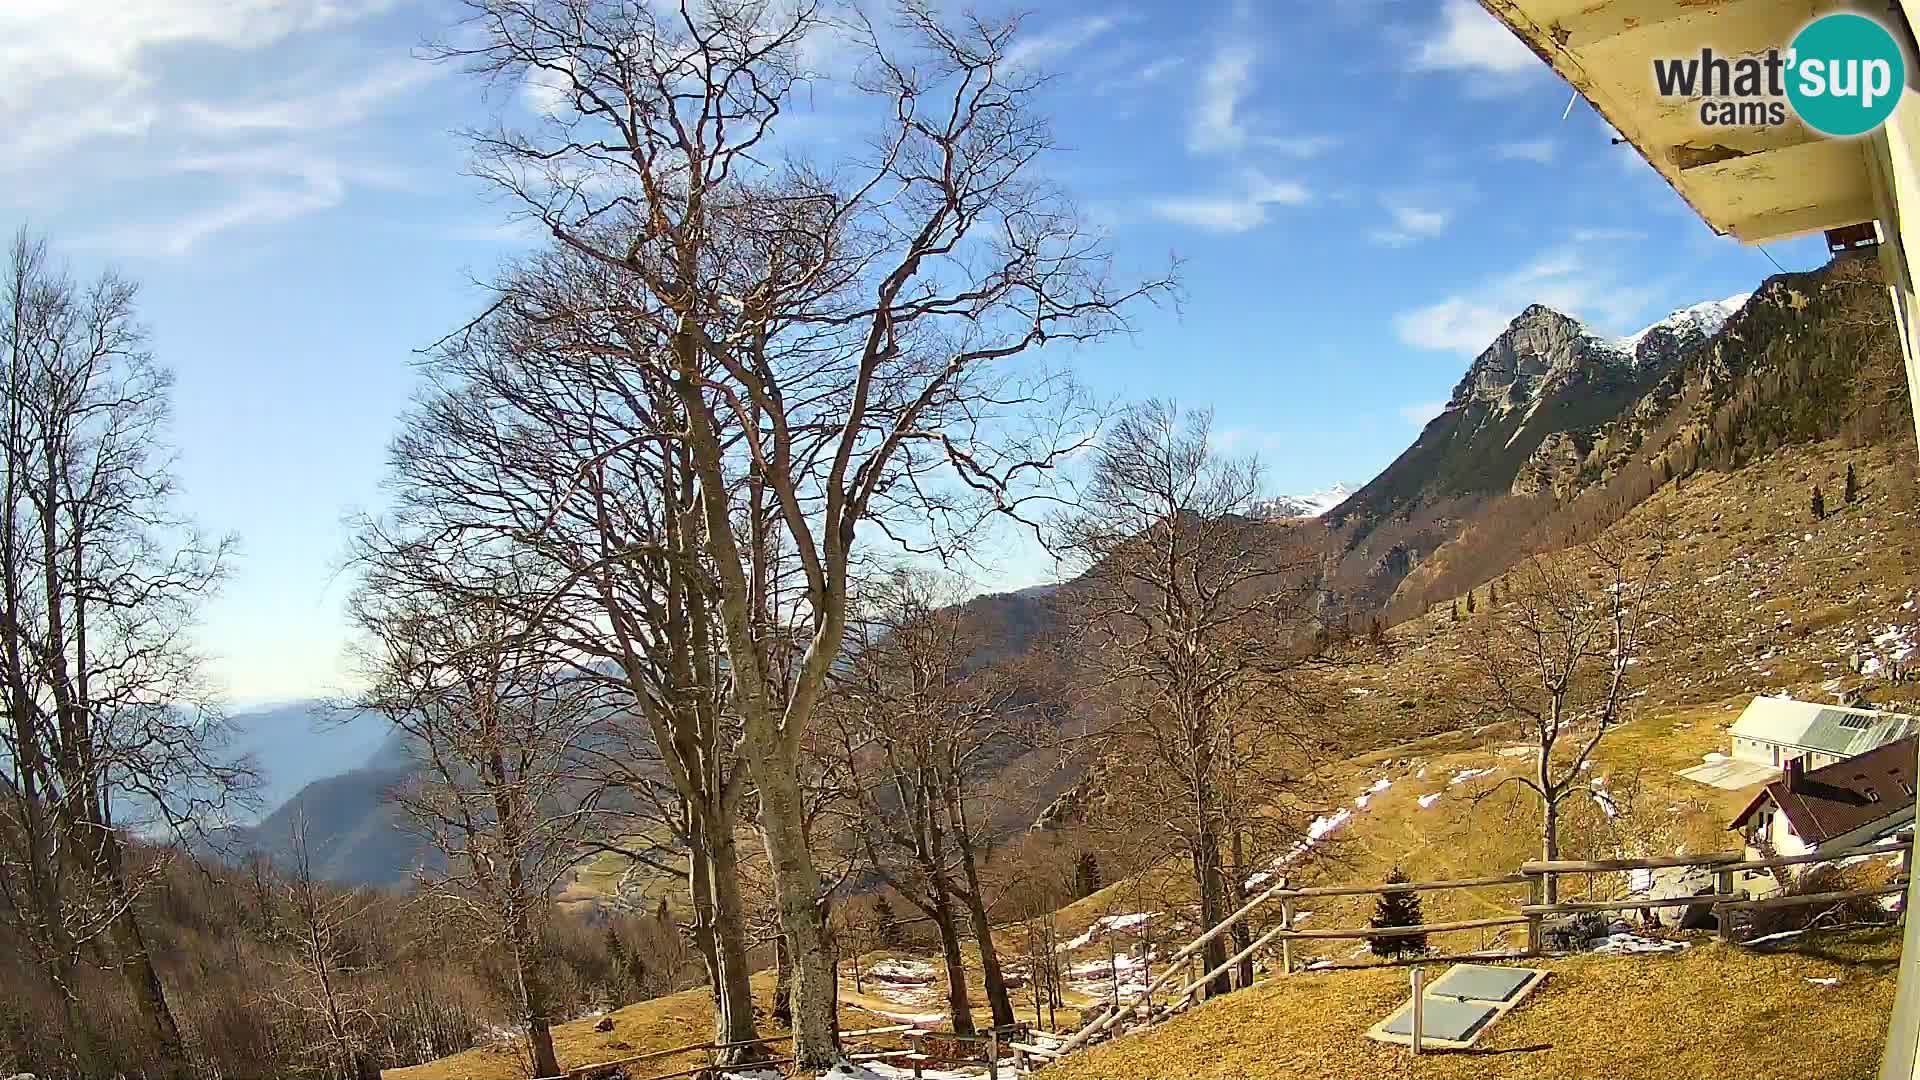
<box><xmin>1899</xmin><ymin>780</ymin><xmax>1914</xmax><ymax>797</ymax></box>
<box><xmin>1838</xmin><ymin>713</ymin><xmax>1874</xmax><ymax>730</ymax></box>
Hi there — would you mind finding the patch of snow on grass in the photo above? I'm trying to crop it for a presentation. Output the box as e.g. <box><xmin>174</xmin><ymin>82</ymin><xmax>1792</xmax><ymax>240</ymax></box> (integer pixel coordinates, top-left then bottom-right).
<box><xmin>1589</xmin><ymin>933</ymin><xmax>1687</xmax><ymax>955</ymax></box>
<box><xmin>1057</xmin><ymin>912</ymin><xmax>1160</xmax><ymax>952</ymax></box>
<box><xmin>1418</xmin><ymin>792</ymin><xmax>1444</xmax><ymax>809</ymax></box>
<box><xmin>1450</xmin><ymin>767</ymin><xmax>1496</xmax><ymax>786</ymax></box>
<box><xmin>868</xmin><ymin>958</ymin><xmax>938</xmax><ymax>983</ymax></box>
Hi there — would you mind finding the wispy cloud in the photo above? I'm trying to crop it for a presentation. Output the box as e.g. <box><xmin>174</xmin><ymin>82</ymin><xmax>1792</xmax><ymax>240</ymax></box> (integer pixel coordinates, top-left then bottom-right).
<box><xmin>1412</xmin><ymin>1</ymin><xmax>1541</xmax><ymax>78</ymax></box>
<box><xmin>1393</xmin><ymin>244</ymin><xmax>1658</xmax><ymax>354</ymax></box>
<box><xmin>1006</xmin><ymin>13</ymin><xmax>1128</xmax><ymax>71</ymax></box>
<box><xmin>181</xmin><ymin>59</ymin><xmax>436</xmax><ymax>134</ymax></box>
<box><xmin>0</xmin><ymin>0</ymin><xmax>421</xmax><ymax>250</ymax></box>
<box><xmin>1399</xmin><ymin>401</ymin><xmax>1447</xmax><ymax>427</ymax></box>
<box><xmin>1188</xmin><ymin>43</ymin><xmax>1256</xmax><ymax>154</ymax></box>
<box><xmin>82</xmin><ymin>147</ymin><xmax>415</xmax><ymax>256</ymax></box>
<box><xmin>1368</xmin><ymin>200</ymin><xmax>1452</xmax><ymax>248</ymax></box>
<box><xmin>1571</xmin><ymin>226</ymin><xmax>1647</xmax><ymax>243</ymax></box>
<box><xmin>1148</xmin><ymin>169</ymin><xmax>1309</xmax><ymax>233</ymax></box>
<box><xmin>1495</xmin><ymin>138</ymin><xmax>1557</xmax><ymax>164</ymax></box>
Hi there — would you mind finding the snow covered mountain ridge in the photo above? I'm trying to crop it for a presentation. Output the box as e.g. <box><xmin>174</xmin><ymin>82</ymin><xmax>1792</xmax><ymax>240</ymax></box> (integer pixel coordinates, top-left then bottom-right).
<box><xmin>1608</xmin><ymin>293</ymin><xmax>1752</xmax><ymax>357</ymax></box>
<box><xmin>1254</xmin><ymin>483</ymin><xmax>1355</xmax><ymax>519</ymax></box>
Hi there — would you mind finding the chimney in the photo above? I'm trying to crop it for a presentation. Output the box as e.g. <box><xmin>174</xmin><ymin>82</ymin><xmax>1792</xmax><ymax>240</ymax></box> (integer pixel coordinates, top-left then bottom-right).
<box><xmin>1784</xmin><ymin>755</ymin><xmax>1807</xmax><ymax>793</ymax></box>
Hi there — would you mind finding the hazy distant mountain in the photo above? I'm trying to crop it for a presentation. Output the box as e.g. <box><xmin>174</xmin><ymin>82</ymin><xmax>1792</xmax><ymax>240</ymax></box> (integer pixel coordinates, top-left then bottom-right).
<box><xmin>225</xmin><ymin>701</ymin><xmax>391</xmax><ymax>821</ymax></box>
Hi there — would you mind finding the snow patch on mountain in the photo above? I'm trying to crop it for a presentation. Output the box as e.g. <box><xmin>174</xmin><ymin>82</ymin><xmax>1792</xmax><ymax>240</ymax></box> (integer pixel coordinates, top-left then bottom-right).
<box><xmin>1254</xmin><ymin>483</ymin><xmax>1355</xmax><ymax>519</ymax></box>
<box><xmin>1610</xmin><ymin>293</ymin><xmax>1751</xmax><ymax>356</ymax></box>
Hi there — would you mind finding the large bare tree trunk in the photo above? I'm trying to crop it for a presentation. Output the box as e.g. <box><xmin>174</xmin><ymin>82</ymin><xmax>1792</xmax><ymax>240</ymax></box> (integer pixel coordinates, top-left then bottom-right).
<box><xmin>1541</xmin><ymin>796</ymin><xmax>1562</xmax><ymax>905</ymax></box>
<box><xmin>1229</xmin><ymin>829</ymin><xmax>1254</xmax><ymax>990</ymax></box>
<box><xmin>748</xmin><ymin>753</ymin><xmax>838</xmax><ymax>1067</ymax></box>
<box><xmin>932</xmin><ymin>889</ymin><xmax>978</xmax><ymax>1037</ymax></box>
<box><xmin>510</xmin><ymin>926</ymin><xmax>560</xmax><ymax>1078</ymax></box>
<box><xmin>100</xmin><ymin>835</ymin><xmax>190</xmax><ymax>1080</ymax></box>
<box><xmin>704</xmin><ymin>815</ymin><xmax>760</xmax><ymax>1060</ymax></box>
<box><xmin>1189</xmin><ymin>713</ymin><xmax>1231</xmax><ymax>999</ymax></box>
<box><xmin>953</xmin><ymin>830</ymin><xmax>1017</xmax><ymax>1029</ymax></box>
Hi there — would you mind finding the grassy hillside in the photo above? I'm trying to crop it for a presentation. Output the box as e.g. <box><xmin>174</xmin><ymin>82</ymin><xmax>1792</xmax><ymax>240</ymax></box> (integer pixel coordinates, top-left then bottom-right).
<box><xmin>1047</xmin><ymin>930</ymin><xmax>1900</xmax><ymax>1080</ymax></box>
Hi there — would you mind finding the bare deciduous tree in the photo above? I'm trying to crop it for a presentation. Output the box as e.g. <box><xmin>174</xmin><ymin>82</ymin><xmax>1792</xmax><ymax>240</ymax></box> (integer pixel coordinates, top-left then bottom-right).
<box><xmin>269</xmin><ymin>815</ymin><xmax>385</xmax><ymax>1080</ymax></box>
<box><xmin>370</xmin><ymin>236</ymin><xmax>769</xmax><ymax>1059</ymax></box>
<box><xmin>829</xmin><ymin>569</ymin><xmax>1027</xmax><ymax>1033</ymax></box>
<box><xmin>430</xmin><ymin>1</ymin><xmax>1169</xmax><ymax>1064</ymax></box>
<box><xmin>1050</xmin><ymin>400</ymin><xmax>1329</xmax><ymax>1000</ymax></box>
<box><xmin>351</xmin><ymin>575</ymin><xmax>604</xmax><ymax>1078</ymax></box>
<box><xmin>1460</xmin><ymin>517</ymin><xmax>1675</xmax><ymax>902</ymax></box>
<box><xmin>0</xmin><ymin>228</ymin><xmax>245</xmax><ymax>1080</ymax></box>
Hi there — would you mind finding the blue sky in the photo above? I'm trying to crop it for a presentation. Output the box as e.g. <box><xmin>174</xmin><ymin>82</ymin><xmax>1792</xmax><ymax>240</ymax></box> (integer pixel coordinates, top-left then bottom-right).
<box><xmin>0</xmin><ymin>0</ymin><xmax>1830</xmax><ymax>705</ymax></box>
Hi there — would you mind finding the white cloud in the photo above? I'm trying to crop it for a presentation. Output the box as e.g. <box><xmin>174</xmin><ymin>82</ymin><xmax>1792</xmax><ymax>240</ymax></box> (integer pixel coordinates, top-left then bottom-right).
<box><xmin>1399</xmin><ymin>401</ymin><xmax>1447</xmax><ymax>427</ymax></box>
<box><xmin>182</xmin><ymin>59</ymin><xmax>436</xmax><ymax>133</ymax></box>
<box><xmin>1413</xmin><ymin>0</ymin><xmax>1540</xmax><ymax>76</ymax></box>
<box><xmin>1006</xmin><ymin>14</ymin><xmax>1126</xmax><ymax>71</ymax></box>
<box><xmin>82</xmin><ymin>147</ymin><xmax>413</xmax><ymax>256</ymax></box>
<box><xmin>1393</xmin><ymin>246</ymin><xmax>1658</xmax><ymax>354</ymax></box>
<box><xmin>1571</xmin><ymin>226</ymin><xmax>1647</xmax><ymax>243</ymax></box>
<box><xmin>1496</xmin><ymin>138</ymin><xmax>1557</xmax><ymax>164</ymax></box>
<box><xmin>1188</xmin><ymin>43</ymin><xmax>1256</xmax><ymax>154</ymax></box>
<box><xmin>0</xmin><ymin>1</ymin><xmax>425</xmax><ymax>250</ymax></box>
<box><xmin>1368</xmin><ymin>200</ymin><xmax>1451</xmax><ymax>248</ymax></box>
<box><xmin>1149</xmin><ymin>169</ymin><xmax>1309</xmax><ymax>233</ymax></box>
<box><xmin>522</xmin><ymin>55</ymin><xmax>577</xmax><ymax>117</ymax></box>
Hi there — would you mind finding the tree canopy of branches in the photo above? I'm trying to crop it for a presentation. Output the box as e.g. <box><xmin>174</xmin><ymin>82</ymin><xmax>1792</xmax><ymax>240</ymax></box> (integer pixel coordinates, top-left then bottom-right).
<box><xmin>1050</xmin><ymin>401</ymin><xmax>1332</xmax><ymax>998</ymax></box>
<box><xmin>0</xmin><ymin>228</ymin><xmax>246</xmax><ymax>1079</ymax></box>
<box><xmin>427</xmin><ymin>0</ymin><xmax>1170</xmax><ymax>1063</ymax></box>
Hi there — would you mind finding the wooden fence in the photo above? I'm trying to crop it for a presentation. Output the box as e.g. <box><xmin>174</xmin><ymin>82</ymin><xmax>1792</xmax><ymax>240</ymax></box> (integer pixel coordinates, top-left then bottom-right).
<box><xmin>1052</xmin><ymin>834</ymin><xmax>1913</xmax><ymax>1058</ymax></box>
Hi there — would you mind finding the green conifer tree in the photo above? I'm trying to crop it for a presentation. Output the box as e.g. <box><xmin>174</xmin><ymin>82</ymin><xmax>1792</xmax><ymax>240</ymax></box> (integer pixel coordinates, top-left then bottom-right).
<box><xmin>1368</xmin><ymin>868</ymin><xmax>1428</xmax><ymax>960</ymax></box>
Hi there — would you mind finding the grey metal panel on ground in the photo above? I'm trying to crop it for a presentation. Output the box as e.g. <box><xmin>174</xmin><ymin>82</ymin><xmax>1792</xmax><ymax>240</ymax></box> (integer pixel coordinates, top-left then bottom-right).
<box><xmin>1380</xmin><ymin>999</ymin><xmax>1496</xmax><ymax>1041</ymax></box>
<box><xmin>1425</xmin><ymin>964</ymin><xmax>1536</xmax><ymax>1003</ymax></box>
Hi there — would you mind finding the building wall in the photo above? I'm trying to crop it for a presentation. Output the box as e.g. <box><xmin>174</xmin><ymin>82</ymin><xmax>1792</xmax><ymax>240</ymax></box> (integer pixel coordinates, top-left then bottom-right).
<box><xmin>1731</xmin><ymin>735</ymin><xmax>1842</xmax><ymax>770</ymax></box>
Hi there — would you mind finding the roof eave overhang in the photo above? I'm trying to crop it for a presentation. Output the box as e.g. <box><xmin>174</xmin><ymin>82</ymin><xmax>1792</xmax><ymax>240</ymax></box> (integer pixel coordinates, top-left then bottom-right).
<box><xmin>1478</xmin><ymin>0</ymin><xmax>1879</xmax><ymax>245</ymax></box>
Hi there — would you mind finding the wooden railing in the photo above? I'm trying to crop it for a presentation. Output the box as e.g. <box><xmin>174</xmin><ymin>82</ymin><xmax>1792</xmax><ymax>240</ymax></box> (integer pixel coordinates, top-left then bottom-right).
<box><xmin>1049</xmin><ymin>834</ymin><xmax>1913</xmax><ymax>1062</ymax></box>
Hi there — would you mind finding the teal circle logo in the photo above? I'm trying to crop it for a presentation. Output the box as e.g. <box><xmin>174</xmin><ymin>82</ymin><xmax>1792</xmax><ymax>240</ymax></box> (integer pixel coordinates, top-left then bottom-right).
<box><xmin>1787</xmin><ymin>13</ymin><xmax>1907</xmax><ymax>137</ymax></box>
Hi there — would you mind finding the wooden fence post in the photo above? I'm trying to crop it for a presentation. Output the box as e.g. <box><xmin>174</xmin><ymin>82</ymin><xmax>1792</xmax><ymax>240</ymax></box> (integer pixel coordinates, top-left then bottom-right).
<box><xmin>988</xmin><ymin>1027</ymin><xmax>1000</xmax><ymax>1080</ymax></box>
<box><xmin>1715</xmin><ymin>868</ymin><xmax>1736</xmax><ymax>943</ymax></box>
<box><xmin>1280</xmin><ymin>898</ymin><xmax>1294</xmax><ymax>976</ymax></box>
<box><xmin>911</xmin><ymin>1033</ymin><xmax>924</xmax><ymax>1080</ymax></box>
<box><xmin>1525</xmin><ymin>872</ymin><xmax>1545</xmax><ymax>955</ymax></box>
<box><xmin>1410</xmin><ymin>966</ymin><xmax>1424</xmax><ymax>1056</ymax></box>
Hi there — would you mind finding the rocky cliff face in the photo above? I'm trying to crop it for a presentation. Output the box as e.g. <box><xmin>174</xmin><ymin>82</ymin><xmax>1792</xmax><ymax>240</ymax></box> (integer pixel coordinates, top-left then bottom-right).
<box><xmin>1447</xmin><ymin>304</ymin><xmax>1626</xmax><ymax>413</ymax></box>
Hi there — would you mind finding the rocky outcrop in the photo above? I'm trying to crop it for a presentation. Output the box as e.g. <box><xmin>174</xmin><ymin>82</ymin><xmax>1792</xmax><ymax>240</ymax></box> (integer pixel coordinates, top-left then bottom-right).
<box><xmin>1511</xmin><ymin>430</ymin><xmax>1596</xmax><ymax>500</ymax></box>
<box><xmin>1447</xmin><ymin>304</ymin><xmax>1627</xmax><ymax>413</ymax></box>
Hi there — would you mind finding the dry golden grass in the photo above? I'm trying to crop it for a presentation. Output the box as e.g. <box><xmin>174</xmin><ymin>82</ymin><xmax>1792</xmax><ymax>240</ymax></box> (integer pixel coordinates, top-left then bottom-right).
<box><xmin>384</xmin><ymin>972</ymin><xmax>785</xmax><ymax>1080</ymax></box>
<box><xmin>1047</xmin><ymin>929</ymin><xmax>1902</xmax><ymax>1080</ymax></box>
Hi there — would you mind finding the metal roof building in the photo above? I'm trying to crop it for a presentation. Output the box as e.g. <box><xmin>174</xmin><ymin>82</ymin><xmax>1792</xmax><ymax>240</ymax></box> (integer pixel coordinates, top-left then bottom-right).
<box><xmin>1730</xmin><ymin>696</ymin><xmax>1919</xmax><ymax>768</ymax></box>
